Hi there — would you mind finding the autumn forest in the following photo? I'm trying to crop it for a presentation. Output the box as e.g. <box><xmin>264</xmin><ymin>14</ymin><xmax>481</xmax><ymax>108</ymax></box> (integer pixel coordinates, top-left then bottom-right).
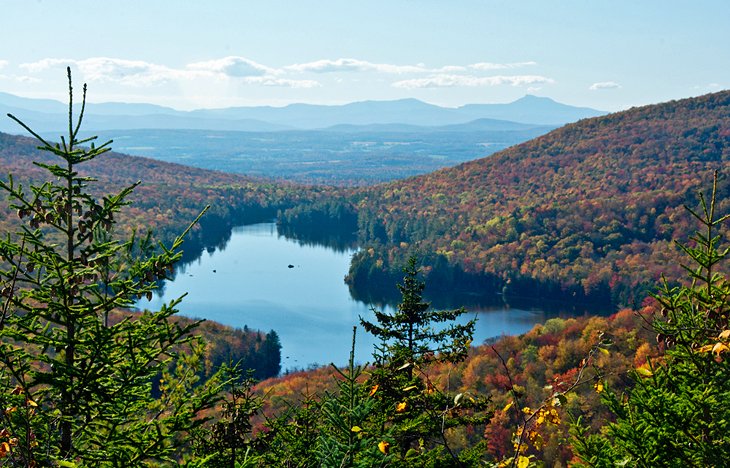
<box><xmin>0</xmin><ymin>70</ymin><xmax>729</xmax><ymax>466</ymax></box>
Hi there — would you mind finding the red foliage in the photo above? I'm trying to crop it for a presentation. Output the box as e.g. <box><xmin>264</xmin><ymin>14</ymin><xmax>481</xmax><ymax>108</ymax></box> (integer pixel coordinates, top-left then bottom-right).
<box><xmin>484</xmin><ymin>411</ymin><xmax>513</xmax><ymax>460</ymax></box>
<box><xmin>351</xmin><ymin>90</ymin><xmax>730</xmax><ymax>306</ymax></box>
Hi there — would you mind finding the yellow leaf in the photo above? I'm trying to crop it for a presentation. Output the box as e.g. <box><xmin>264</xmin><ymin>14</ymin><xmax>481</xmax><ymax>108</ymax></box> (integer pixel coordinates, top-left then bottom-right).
<box><xmin>548</xmin><ymin>407</ymin><xmax>561</xmax><ymax>424</ymax></box>
<box><xmin>598</xmin><ymin>347</ymin><xmax>610</xmax><ymax>356</ymax></box>
<box><xmin>713</xmin><ymin>342</ymin><xmax>730</xmax><ymax>355</ymax></box>
<box><xmin>502</xmin><ymin>401</ymin><xmax>514</xmax><ymax>413</ymax></box>
<box><xmin>351</xmin><ymin>426</ymin><xmax>362</xmax><ymax>433</ymax></box>
<box><xmin>517</xmin><ymin>455</ymin><xmax>530</xmax><ymax>468</ymax></box>
<box><xmin>378</xmin><ymin>440</ymin><xmax>390</xmax><ymax>454</ymax></box>
<box><xmin>636</xmin><ymin>366</ymin><xmax>653</xmax><ymax>377</ymax></box>
<box><xmin>696</xmin><ymin>344</ymin><xmax>714</xmax><ymax>353</ymax></box>
<box><xmin>396</xmin><ymin>401</ymin><xmax>407</xmax><ymax>413</ymax></box>
<box><xmin>532</xmin><ymin>432</ymin><xmax>544</xmax><ymax>450</ymax></box>
<box><xmin>368</xmin><ymin>385</ymin><xmax>379</xmax><ymax>397</ymax></box>
<box><xmin>522</xmin><ymin>406</ymin><xmax>533</xmax><ymax>415</ymax></box>
<box><xmin>719</xmin><ymin>330</ymin><xmax>730</xmax><ymax>340</ymax></box>
<box><xmin>594</xmin><ymin>381</ymin><xmax>604</xmax><ymax>393</ymax></box>
<box><xmin>402</xmin><ymin>385</ymin><xmax>418</xmax><ymax>392</ymax></box>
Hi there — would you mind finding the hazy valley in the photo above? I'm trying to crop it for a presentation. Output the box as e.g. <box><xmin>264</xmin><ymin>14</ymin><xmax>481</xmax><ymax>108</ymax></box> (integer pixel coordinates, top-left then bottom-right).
<box><xmin>1</xmin><ymin>92</ymin><xmax>603</xmax><ymax>184</ymax></box>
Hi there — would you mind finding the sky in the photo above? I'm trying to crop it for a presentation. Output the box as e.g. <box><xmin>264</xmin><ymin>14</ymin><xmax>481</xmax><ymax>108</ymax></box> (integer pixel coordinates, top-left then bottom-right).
<box><xmin>1</xmin><ymin>0</ymin><xmax>728</xmax><ymax>112</ymax></box>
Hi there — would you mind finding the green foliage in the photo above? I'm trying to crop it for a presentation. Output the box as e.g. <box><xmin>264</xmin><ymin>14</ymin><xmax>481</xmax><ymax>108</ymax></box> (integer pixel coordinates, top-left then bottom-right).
<box><xmin>195</xmin><ymin>321</ymin><xmax>281</xmax><ymax>382</ymax></box>
<box><xmin>189</xmin><ymin>368</ymin><xmax>263</xmax><ymax>468</ymax></box>
<box><xmin>572</xmin><ymin>172</ymin><xmax>730</xmax><ymax>467</ymax></box>
<box><xmin>0</xmin><ymin>69</ymin><xmax>223</xmax><ymax>465</ymax></box>
<box><xmin>360</xmin><ymin>256</ymin><xmax>490</xmax><ymax>466</ymax></box>
<box><xmin>316</xmin><ymin>328</ymin><xmax>389</xmax><ymax>467</ymax></box>
<box><xmin>277</xmin><ymin>200</ymin><xmax>358</xmax><ymax>251</ymax></box>
<box><xmin>361</xmin><ymin>256</ymin><xmax>476</xmax><ymax>367</ymax></box>
<box><xmin>253</xmin><ymin>391</ymin><xmax>321</xmax><ymax>467</ymax></box>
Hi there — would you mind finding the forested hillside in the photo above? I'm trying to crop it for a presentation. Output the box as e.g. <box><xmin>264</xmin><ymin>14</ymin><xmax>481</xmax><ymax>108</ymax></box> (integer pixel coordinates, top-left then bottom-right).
<box><xmin>342</xmin><ymin>90</ymin><xmax>730</xmax><ymax>307</ymax></box>
<box><xmin>0</xmin><ymin>131</ymin><xmax>334</xmax><ymax>261</ymax></box>
<box><xmin>256</xmin><ymin>307</ymin><xmax>655</xmax><ymax>465</ymax></box>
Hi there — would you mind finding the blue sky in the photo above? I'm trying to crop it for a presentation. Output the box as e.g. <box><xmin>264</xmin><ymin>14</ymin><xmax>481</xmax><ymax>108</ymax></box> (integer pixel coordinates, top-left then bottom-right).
<box><xmin>1</xmin><ymin>0</ymin><xmax>728</xmax><ymax>111</ymax></box>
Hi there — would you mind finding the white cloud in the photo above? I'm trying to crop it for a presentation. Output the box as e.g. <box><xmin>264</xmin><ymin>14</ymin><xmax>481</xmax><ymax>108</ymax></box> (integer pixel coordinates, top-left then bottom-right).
<box><xmin>22</xmin><ymin>57</ymin><xmax>183</xmax><ymax>86</ymax></box>
<box><xmin>17</xmin><ymin>55</ymin><xmax>548</xmax><ymax>95</ymax></box>
<box><xmin>0</xmin><ymin>61</ymin><xmax>41</xmax><ymax>84</ymax></box>
<box><xmin>433</xmin><ymin>65</ymin><xmax>467</xmax><ymax>73</ymax></box>
<box><xmin>392</xmin><ymin>74</ymin><xmax>554</xmax><ymax>89</ymax></box>
<box><xmin>589</xmin><ymin>81</ymin><xmax>621</xmax><ymax>90</ymax></box>
<box><xmin>187</xmin><ymin>56</ymin><xmax>275</xmax><ymax>77</ymax></box>
<box><xmin>285</xmin><ymin>58</ymin><xmax>539</xmax><ymax>75</ymax></box>
<box><xmin>188</xmin><ymin>57</ymin><xmax>319</xmax><ymax>87</ymax></box>
<box><xmin>15</xmin><ymin>75</ymin><xmax>41</xmax><ymax>83</ymax></box>
<box><xmin>469</xmin><ymin>61</ymin><xmax>537</xmax><ymax>70</ymax></box>
<box><xmin>20</xmin><ymin>56</ymin><xmax>319</xmax><ymax>89</ymax></box>
<box><xmin>285</xmin><ymin>58</ymin><xmax>425</xmax><ymax>74</ymax></box>
<box><xmin>20</xmin><ymin>58</ymin><xmax>71</xmax><ymax>73</ymax></box>
<box><xmin>248</xmin><ymin>76</ymin><xmax>320</xmax><ymax>88</ymax></box>
<box><xmin>80</xmin><ymin>58</ymin><xmax>183</xmax><ymax>85</ymax></box>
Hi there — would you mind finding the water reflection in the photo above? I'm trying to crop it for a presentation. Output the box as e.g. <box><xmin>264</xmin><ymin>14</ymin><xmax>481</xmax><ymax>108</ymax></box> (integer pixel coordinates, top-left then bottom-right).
<box><xmin>138</xmin><ymin>223</ymin><xmax>556</xmax><ymax>370</ymax></box>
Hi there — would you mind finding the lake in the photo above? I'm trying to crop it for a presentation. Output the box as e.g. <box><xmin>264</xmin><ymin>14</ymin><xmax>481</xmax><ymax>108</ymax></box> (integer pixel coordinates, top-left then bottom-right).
<box><xmin>136</xmin><ymin>222</ymin><xmax>548</xmax><ymax>370</ymax></box>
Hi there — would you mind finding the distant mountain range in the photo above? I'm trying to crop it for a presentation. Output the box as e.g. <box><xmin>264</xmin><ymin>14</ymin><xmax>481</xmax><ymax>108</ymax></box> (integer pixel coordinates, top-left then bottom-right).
<box><xmin>0</xmin><ymin>92</ymin><xmax>605</xmax><ymax>134</ymax></box>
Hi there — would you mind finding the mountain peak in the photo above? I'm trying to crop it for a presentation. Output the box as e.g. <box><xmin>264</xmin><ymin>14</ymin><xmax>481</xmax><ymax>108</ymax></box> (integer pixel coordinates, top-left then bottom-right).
<box><xmin>513</xmin><ymin>94</ymin><xmax>556</xmax><ymax>104</ymax></box>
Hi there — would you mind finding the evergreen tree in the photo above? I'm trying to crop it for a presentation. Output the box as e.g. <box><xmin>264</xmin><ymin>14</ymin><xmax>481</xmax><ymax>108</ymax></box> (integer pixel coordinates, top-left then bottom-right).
<box><xmin>0</xmin><ymin>69</ymin><xmax>222</xmax><ymax>465</ymax></box>
<box><xmin>257</xmin><ymin>330</ymin><xmax>281</xmax><ymax>379</ymax></box>
<box><xmin>190</xmin><ymin>369</ymin><xmax>263</xmax><ymax>468</ymax></box>
<box><xmin>252</xmin><ymin>392</ymin><xmax>321</xmax><ymax>467</ymax></box>
<box><xmin>572</xmin><ymin>172</ymin><xmax>730</xmax><ymax>467</ymax></box>
<box><xmin>316</xmin><ymin>328</ymin><xmax>389</xmax><ymax>468</ymax></box>
<box><xmin>360</xmin><ymin>255</ymin><xmax>476</xmax><ymax>370</ymax></box>
<box><xmin>360</xmin><ymin>255</ymin><xmax>489</xmax><ymax>466</ymax></box>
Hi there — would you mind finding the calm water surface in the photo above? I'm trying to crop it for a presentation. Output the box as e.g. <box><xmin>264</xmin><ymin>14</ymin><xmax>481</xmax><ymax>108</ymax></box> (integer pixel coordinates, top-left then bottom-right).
<box><xmin>137</xmin><ymin>223</ymin><xmax>546</xmax><ymax>370</ymax></box>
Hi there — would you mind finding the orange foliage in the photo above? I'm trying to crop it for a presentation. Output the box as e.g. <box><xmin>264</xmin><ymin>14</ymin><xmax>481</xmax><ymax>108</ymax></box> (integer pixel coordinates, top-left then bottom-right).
<box><xmin>349</xmin><ymin>90</ymin><xmax>730</xmax><ymax>307</ymax></box>
<box><xmin>255</xmin><ymin>308</ymin><xmax>658</xmax><ymax>465</ymax></box>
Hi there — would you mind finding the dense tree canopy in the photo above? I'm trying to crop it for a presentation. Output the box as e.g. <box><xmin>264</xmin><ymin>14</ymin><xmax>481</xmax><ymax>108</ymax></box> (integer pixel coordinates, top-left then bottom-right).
<box><xmin>345</xmin><ymin>90</ymin><xmax>730</xmax><ymax>307</ymax></box>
